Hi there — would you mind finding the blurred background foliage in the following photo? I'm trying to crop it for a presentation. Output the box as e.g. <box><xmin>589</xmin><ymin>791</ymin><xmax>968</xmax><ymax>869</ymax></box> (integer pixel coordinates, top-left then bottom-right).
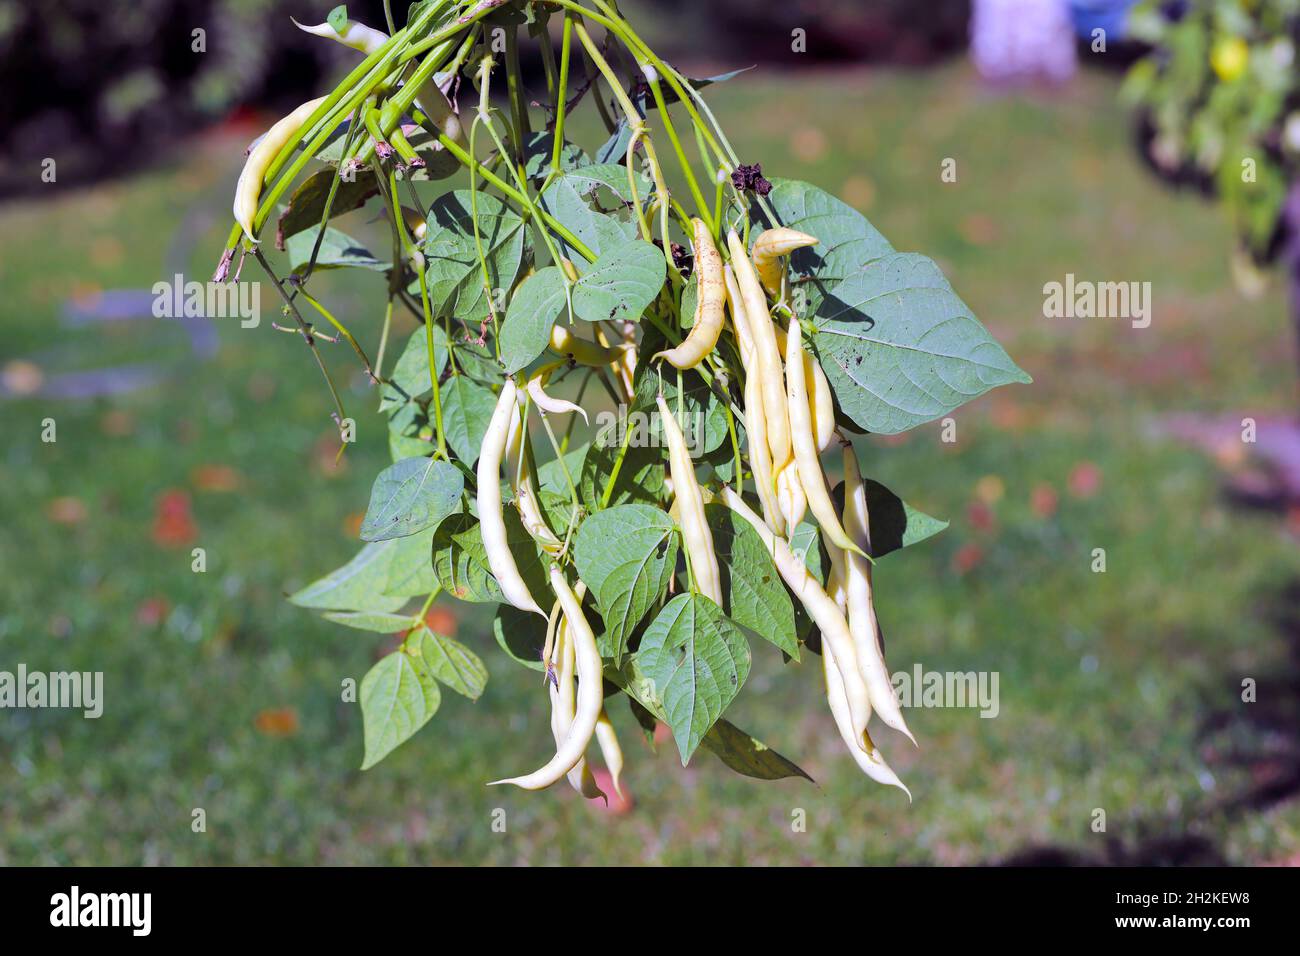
<box><xmin>0</xmin><ymin>0</ymin><xmax>975</xmax><ymax>196</ymax></box>
<box><xmin>3</xmin><ymin>0</ymin><xmax>1300</xmax><ymax>865</ymax></box>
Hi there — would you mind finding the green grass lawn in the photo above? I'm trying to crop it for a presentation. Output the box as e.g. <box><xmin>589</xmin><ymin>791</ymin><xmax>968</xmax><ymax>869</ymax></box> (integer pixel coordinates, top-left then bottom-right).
<box><xmin>3</xmin><ymin>61</ymin><xmax>1300</xmax><ymax>865</ymax></box>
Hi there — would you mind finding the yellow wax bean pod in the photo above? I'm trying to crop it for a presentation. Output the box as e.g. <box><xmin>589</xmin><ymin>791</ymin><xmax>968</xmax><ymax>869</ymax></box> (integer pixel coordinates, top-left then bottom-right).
<box><xmin>654</xmin><ymin>219</ymin><xmax>725</xmax><ymax>369</ymax></box>
<box><xmin>752</xmin><ymin>227</ymin><xmax>818</xmax><ymax>298</ymax></box>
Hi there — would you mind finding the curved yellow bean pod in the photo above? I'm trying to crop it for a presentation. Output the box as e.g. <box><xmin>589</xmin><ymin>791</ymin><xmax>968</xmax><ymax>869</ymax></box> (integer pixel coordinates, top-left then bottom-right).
<box><xmin>654</xmin><ymin>219</ymin><xmax>725</xmax><ymax>368</ymax></box>
<box><xmin>594</xmin><ymin>707</ymin><xmax>625</xmax><ymax>798</ymax></box>
<box><xmin>821</xmin><ymin>539</ymin><xmax>871</xmax><ymax>751</ymax></box>
<box><xmin>752</xmin><ymin>227</ymin><xmax>818</xmax><ymax>298</ymax></box>
<box><xmin>730</xmin><ymin>263</ymin><xmax>782</xmax><ymax>533</ymax></box>
<box><xmin>657</xmin><ymin>394</ymin><xmax>722</xmax><ymax>605</ymax></box>
<box><xmin>233</xmin><ymin>96</ymin><xmax>329</xmax><ymax>242</ymax></box>
<box><xmin>720</xmin><ymin>486</ymin><xmax>871</xmax><ymax>740</ymax></box>
<box><xmin>525</xmin><ymin>370</ymin><xmax>588</xmax><ymax>422</ymax></box>
<box><xmin>505</xmin><ymin>402</ymin><xmax>563</xmax><ymax>556</ymax></box>
<box><xmin>724</xmin><ymin>264</ymin><xmax>754</xmax><ymax>359</ymax></box>
<box><xmin>775</xmin><ymin>459</ymin><xmax>806</xmax><ymax>530</ymax></box>
<box><xmin>478</xmin><ymin>380</ymin><xmax>545</xmax><ymax>617</ymax></box>
<box><xmin>784</xmin><ymin>320</ymin><xmax>862</xmax><ymax>556</ymax></box>
<box><xmin>292</xmin><ymin>17</ymin><xmax>388</xmax><ymax>54</ymax></box>
<box><xmin>773</xmin><ymin>324</ymin><xmax>834</xmax><ymax>452</ymax></box>
<box><xmin>823</xmin><ymin>638</ymin><xmax>911</xmax><ymax>799</ymax></box>
<box><xmin>550</xmin><ymin>587</ymin><xmax>605</xmax><ymax>799</ymax></box>
<box><xmin>842</xmin><ymin>444</ymin><xmax>917</xmax><ymax>746</ymax></box>
<box><xmin>594</xmin><ymin>323</ymin><xmax>635</xmax><ymax>402</ymax></box>
<box><xmin>728</xmin><ymin>231</ymin><xmax>791</xmax><ymax>469</ymax></box>
<box><xmin>549</xmin><ymin>324</ymin><xmax>626</xmax><ymax>366</ymax></box>
<box><xmin>489</xmin><ymin>567</ymin><xmax>603</xmax><ymax>790</ymax></box>
<box><xmin>400</xmin><ymin>206</ymin><xmax>428</xmax><ymax>242</ymax></box>
<box><xmin>739</xmin><ymin>339</ymin><xmax>783</xmax><ymax>536</ymax></box>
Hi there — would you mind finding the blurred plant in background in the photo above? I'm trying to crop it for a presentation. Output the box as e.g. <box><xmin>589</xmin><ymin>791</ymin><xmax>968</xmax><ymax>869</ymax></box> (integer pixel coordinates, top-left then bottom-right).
<box><xmin>1123</xmin><ymin>0</ymin><xmax>1300</xmax><ymax>285</ymax></box>
<box><xmin>641</xmin><ymin>0</ymin><xmax>972</xmax><ymax>66</ymax></box>
<box><xmin>0</xmin><ymin>0</ymin><xmax>392</xmax><ymax>196</ymax></box>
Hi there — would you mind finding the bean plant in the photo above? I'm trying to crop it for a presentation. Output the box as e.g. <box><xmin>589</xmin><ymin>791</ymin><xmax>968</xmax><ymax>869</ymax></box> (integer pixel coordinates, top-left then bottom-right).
<box><xmin>1123</xmin><ymin>0</ymin><xmax>1300</xmax><ymax>288</ymax></box>
<box><xmin>218</xmin><ymin>0</ymin><xmax>1030</xmax><ymax>798</ymax></box>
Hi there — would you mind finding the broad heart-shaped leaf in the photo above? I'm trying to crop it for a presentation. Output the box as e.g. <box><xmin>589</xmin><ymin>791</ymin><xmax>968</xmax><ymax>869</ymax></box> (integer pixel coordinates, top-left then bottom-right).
<box><xmin>830</xmin><ymin>478</ymin><xmax>948</xmax><ymax>559</ymax></box>
<box><xmin>360</xmin><ymin>457</ymin><xmax>463</xmax><ymax>542</ymax></box>
<box><xmin>379</xmin><ymin>326</ymin><xmax>449</xmax><ymax>412</ymax></box>
<box><xmin>413</xmin><ymin>625</ymin><xmax>487</xmax><ymax>699</ymax></box>
<box><xmin>760</xmin><ymin>177</ymin><xmax>894</xmax><ymax>293</ymax></box>
<box><xmin>359</xmin><ymin>649</ymin><xmax>440</xmax><ymax>769</ymax></box>
<box><xmin>430</xmin><ymin>513</ymin><xmax>502</xmax><ymax>603</ymax></box>
<box><xmin>387</xmin><ymin>401</ymin><xmax>431</xmax><ymax>462</ymax></box>
<box><xmin>383</xmin><ymin>525</ymin><xmax>439</xmax><ymax>597</ymax></box>
<box><xmin>571</xmin><ymin>239</ymin><xmax>666</xmax><ymax>325</ymax></box>
<box><xmin>287</xmin><ymin>226</ymin><xmax>388</xmax><ymax>273</ymax></box>
<box><xmin>573</xmin><ymin>504</ymin><xmax>678</xmax><ymax>659</ymax></box>
<box><xmin>440</xmin><ymin>374</ymin><xmax>497</xmax><ymax>466</ymax></box>
<box><xmin>703</xmin><ymin>504</ymin><xmax>798</xmax><ymax>659</ymax></box>
<box><xmin>607</xmin><ymin>660</ymin><xmax>811</xmax><ymax>782</ymax></box>
<box><xmin>493</xmin><ymin>603</ymin><xmax>547</xmax><ymax>672</ymax></box>
<box><xmin>635</xmin><ymin>593</ymin><xmax>751</xmax><ymax>763</ymax></box>
<box><xmin>537</xmin><ymin>164</ymin><xmax>650</xmax><ymax>265</ymax></box>
<box><xmin>323</xmin><ymin>610</ymin><xmax>415</xmax><ymax>633</ymax></box>
<box><xmin>812</xmin><ymin>253</ymin><xmax>1031</xmax><ymax>435</ymax></box>
<box><xmin>275</xmin><ymin>168</ymin><xmax>380</xmax><ymax>249</ymax></box>
<box><xmin>698</xmin><ymin>718</ymin><xmax>814</xmax><ymax>782</ymax></box>
<box><xmin>420</xmin><ymin>190</ymin><xmax>528</xmax><ymax>324</ymax></box>
<box><xmin>289</xmin><ymin>541</ymin><xmax>407</xmax><ymax>613</ymax></box>
<box><xmin>500</xmin><ymin>266</ymin><xmax>568</xmax><ymax>373</ymax></box>
<box><xmin>537</xmin><ymin>442</ymin><xmax>590</xmax><ymax>498</ymax></box>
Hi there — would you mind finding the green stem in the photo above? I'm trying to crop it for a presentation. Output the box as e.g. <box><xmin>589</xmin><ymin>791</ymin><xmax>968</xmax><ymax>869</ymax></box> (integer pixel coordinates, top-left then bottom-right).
<box><xmin>298</xmin><ymin>289</ymin><xmax>377</xmax><ymax>380</ymax></box>
<box><xmin>435</xmin><ymin>132</ymin><xmax>597</xmax><ymax>262</ymax></box>
<box><xmin>414</xmin><ymin>586</ymin><xmax>443</xmax><ymax>623</ymax></box>
<box><xmin>552</xmin><ymin>13</ymin><xmax>575</xmax><ymax>171</ymax></box>
<box><xmin>252</xmin><ymin>248</ymin><xmax>348</xmax><ymax>431</ymax></box>
<box><xmin>600</xmin><ymin>408</ymin><xmax>636</xmax><ymax>509</ymax></box>
<box><xmin>504</xmin><ymin>24</ymin><xmax>531</xmax><ymax>154</ymax></box>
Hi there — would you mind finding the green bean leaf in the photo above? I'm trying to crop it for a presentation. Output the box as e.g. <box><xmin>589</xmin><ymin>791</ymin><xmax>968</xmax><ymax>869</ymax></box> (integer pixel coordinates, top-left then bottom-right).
<box><xmin>500</xmin><ymin>266</ymin><xmax>568</xmax><ymax>373</ymax></box>
<box><xmin>537</xmin><ymin>164</ymin><xmax>651</xmax><ymax>264</ymax></box>
<box><xmin>286</xmin><ymin>225</ymin><xmax>388</xmax><ymax>274</ymax></box>
<box><xmin>275</xmin><ymin>168</ymin><xmax>380</xmax><ymax>248</ymax></box>
<box><xmin>439</xmin><ymin>373</ymin><xmax>497</xmax><ymax>467</ymax></box>
<box><xmin>571</xmin><ymin>239</ymin><xmax>666</xmax><ymax>325</ymax></box>
<box><xmin>760</xmin><ymin>178</ymin><xmax>1030</xmax><ymax>434</ymax></box>
<box><xmin>379</xmin><ymin>326</ymin><xmax>450</xmax><ymax>413</ymax></box>
<box><xmin>289</xmin><ymin>541</ymin><xmax>407</xmax><ymax>613</ymax></box>
<box><xmin>704</xmin><ymin>504</ymin><xmax>798</xmax><ymax>659</ymax></box>
<box><xmin>419</xmin><ymin>190</ymin><xmax>528</xmax><ymax>325</ymax></box>
<box><xmin>323</xmin><ymin>610</ymin><xmax>416</xmax><ymax>633</ymax></box>
<box><xmin>359</xmin><ymin>648</ymin><xmax>440</xmax><ymax>769</ymax></box>
<box><xmin>609</xmin><ymin>656</ymin><xmax>809</xmax><ymax>781</ymax></box>
<box><xmin>382</xmin><ymin>526</ymin><xmax>440</xmax><ymax>598</ymax></box>
<box><xmin>413</xmin><ymin>625</ymin><xmax>488</xmax><ymax>699</ymax></box>
<box><xmin>830</xmin><ymin>477</ymin><xmax>949</xmax><ymax>559</ymax></box>
<box><xmin>493</xmin><ymin>604</ymin><xmax>546</xmax><ymax>672</ymax></box>
<box><xmin>360</xmin><ymin>457</ymin><xmax>463</xmax><ymax>542</ymax></box>
<box><xmin>573</xmin><ymin>504</ymin><xmax>678</xmax><ymax>659</ymax></box>
<box><xmin>635</xmin><ymin>593</ymin><xmax>751</xmax><ymax>763</ymax></box>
